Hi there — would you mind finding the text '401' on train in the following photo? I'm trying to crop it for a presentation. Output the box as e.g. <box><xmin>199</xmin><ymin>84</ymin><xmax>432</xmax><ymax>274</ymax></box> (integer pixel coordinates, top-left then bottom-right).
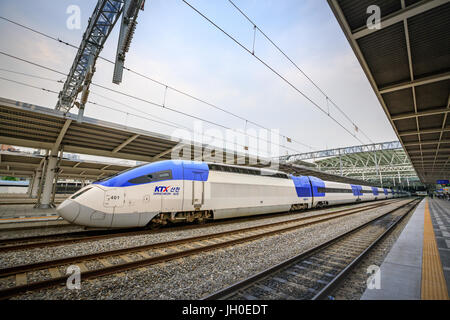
<box><xmin>57</xmin><ymin>160</ymin><xmax>409</xmax><ymax>228</ymax></box>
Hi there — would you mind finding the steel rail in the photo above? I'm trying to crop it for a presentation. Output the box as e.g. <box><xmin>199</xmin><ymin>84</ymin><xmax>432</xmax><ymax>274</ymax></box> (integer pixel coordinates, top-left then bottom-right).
<box><xmin>0</xmin><ymin>201</ymin><xmax>394</xmax><ymax>277</ymax></box>
<box><xmin>202</xmin><ymin>198</ymin><xmax>419</xmax><ymax>300</ymax></box>
<box><xmin>311</xmin><ymin>200</ymin><xmax>419</xmax><ymax>299</ymax></box>
<box><xmin>0</xmin><ymin>200</ymin><xmax>397</xmax><ymax>252</ymax></box>
<box><xmin>0</xmin><ymin>199</ymin><xmax>404</xmax><ymax>299</ymax></box>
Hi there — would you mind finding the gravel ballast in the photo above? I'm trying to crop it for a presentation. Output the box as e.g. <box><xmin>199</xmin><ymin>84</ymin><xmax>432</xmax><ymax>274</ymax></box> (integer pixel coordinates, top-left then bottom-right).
<box><xmin>8</xmin><ymin>200</ymin><xmax>412</xmax><ymax>299</ymax></box>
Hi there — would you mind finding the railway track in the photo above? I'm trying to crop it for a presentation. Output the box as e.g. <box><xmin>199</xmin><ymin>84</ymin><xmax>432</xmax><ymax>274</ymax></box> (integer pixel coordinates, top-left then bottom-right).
<box><xmin>0</xmin><ymin>199</ymin><xmax>397</xmax><ymax>252</ymax></box>
<box><xmin>0</xmin><ymin>199</ymin><xmax>406</xmax><ymax>299</ymax></box>
<box><xmin>203</xmin><ymin>198</ymin><xmax>420</xmax><ymax>300</ymax></box>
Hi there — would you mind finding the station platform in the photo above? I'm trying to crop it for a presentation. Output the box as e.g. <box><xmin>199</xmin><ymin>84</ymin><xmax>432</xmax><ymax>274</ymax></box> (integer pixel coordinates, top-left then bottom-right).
<box><xmin>362</xmin><ymin>198</ymin><xmax>449</xmax><ymax>300</ymax></box>
<box><xmin>0</xmin><ymin>202</ymin><xmax>68</xmax><ymax>229</ymax></box>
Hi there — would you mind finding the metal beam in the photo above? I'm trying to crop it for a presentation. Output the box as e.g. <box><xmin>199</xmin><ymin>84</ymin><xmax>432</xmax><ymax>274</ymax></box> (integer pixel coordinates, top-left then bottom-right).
<box><xmin>351</xmin><ymin>0</ymin><xmax>449</xmax><ymax>39</ymax></box>
<box><xmin>409</xmin><ymin>148</ymin><xmax>450</xmax><ymax>153</ymax></box>
<box><xmin>53</xmin><ymin>119</ymin><xmax>72</xmax><ymax>153</ymax></box>
<box><xmin>150</xmin><ymin>144</ymin><xmax>184</xmax><ymax>162</ymax></box>
<box><xmin>399</xmin><ymin>126</ymin><xmax>450</xmax><ymax>136</ymax></box>
<box><xmin>56</xmin><ymin>0</ymin><xmax>125</xmax><ymax>114</ymax></box>
<box><xmin>404</xmin><ymin>139</ymin><xmax>450</xmax><ymax>147</ymax></box>
<box><xmin>112</xmin><ymin>134</ymin><xmax>139</xmax><ymax>153</ymax></box>
<box><xmin>392</xmin><ymin>107</ymin><xmax>449</xmax><ymax>121</ymax></box>
<box><xmin>280</xmin><ymin>141</ymin><xmax>401</xmax><ymax>162</ymax></box>
<box><xmin>379</xmin><ymin>71</ymin><xmax>450</xmax><ymax>94</ymax></box>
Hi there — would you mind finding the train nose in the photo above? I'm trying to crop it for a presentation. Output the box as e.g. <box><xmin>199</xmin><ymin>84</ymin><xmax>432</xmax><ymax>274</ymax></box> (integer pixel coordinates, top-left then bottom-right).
<box><xmin>56</xmin><ymin>199</ymin><xmax>80</xmax><ymax>223</ymax></box>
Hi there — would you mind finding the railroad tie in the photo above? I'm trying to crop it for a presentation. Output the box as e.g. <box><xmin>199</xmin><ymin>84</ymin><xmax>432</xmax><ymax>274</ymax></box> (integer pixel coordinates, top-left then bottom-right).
<box><xmin>154</xmin><ymin>249</ymin><xmax>167</xmax><ymax>255</ymax></box>
<box><xmin>15</xmin><ymin>273</ymin><xmax>27</xmax><ymax>286</ymax></box>
<box><xmin>99</xmin><ymin>258</ymin><xmax>112</xmax><ymax>267</ymax></box>
<box><xmin>116</xmin><ymin>255</ymin><xmax>133</xmax><ymax>277</ymax></box>
<box><xmin>137</xmin><ymin>252</ymin><xmax>151</xmax><ymax>272</ymax></box>
<box><xmin>168</xmin><ymin>246</ymin><xmax>183</xmax><ymax>253</ymax></box>
<box><xmin>201</xmin><ymin>239</ymin><xmax>218</xmax><ymax>245</ymax></box>
<box><xmin>78</xmin><ymin>263</ymin><xmax>88</xmax><ymax>273</ymax></box>
<box><xmin>48</xmin><ymin>267</ymin><xmax>61</xmax><ymax>279</ymax></box>
<box><xmin>152</xmin><ymin>249</ymin><xmax>168</xmax><ymax>266</ymax></box>
<box><xmin>138</xmin><ymin>252</ymin><xmax>151</xmax><ymax>259</ymax></box>
<box><xmin>182</xmin><ymin>244</ymin><xmax>197</xmax><ymax>250</ymax></box>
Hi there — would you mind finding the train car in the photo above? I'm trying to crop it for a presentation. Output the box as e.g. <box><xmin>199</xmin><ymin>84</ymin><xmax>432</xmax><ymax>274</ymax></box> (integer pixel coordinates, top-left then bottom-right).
<box><xmin>314</xmin><ymin>180</ymin><xmax>354</xmax><ymax>206</ymax></box>
<box><xmin>361</xmin><ymin>185</ymin><xmax>375</xmax><ymax>202</ymax></box>
<box><xmin>383</xmin><ymin>188</ymin><xmax>389</xmax><ymax>199</ymax></box>
<box><xmin>57</xmin><ymin>160</ymin><xmax>404</xmax><ymax>228</ymax></box>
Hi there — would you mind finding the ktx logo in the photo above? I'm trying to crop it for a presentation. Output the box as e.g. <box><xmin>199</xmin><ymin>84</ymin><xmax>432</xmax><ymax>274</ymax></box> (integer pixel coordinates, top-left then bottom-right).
<box><xmin>154</xmin><ymin>186</ymin><xmax>170</xmax><ymax>193</ymax></box>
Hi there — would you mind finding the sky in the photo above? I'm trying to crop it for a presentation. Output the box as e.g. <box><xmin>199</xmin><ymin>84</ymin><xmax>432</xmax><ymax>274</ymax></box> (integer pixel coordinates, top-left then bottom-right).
<box><xmin>0</xmin><ymin>0</ymin><xmax>398</xmax><ymax>161</ymax></box>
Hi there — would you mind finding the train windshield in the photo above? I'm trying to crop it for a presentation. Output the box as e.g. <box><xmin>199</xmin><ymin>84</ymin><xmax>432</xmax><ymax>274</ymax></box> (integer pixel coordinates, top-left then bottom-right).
<box><xmin>93</xmin><ymin>163</ymin><xmax>147</xmax><ymax>183</ymax></box>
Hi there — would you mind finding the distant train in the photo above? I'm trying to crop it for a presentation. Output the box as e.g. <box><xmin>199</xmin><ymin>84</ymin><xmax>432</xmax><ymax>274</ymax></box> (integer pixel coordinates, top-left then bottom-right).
<box><xmin>57</xmin><ymin>160</ymin><xmax>410</xmax><ymax>228</ymax></box>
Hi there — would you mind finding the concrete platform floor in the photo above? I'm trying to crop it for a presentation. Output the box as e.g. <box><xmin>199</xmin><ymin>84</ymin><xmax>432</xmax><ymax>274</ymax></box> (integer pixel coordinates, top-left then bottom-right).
<box><xmin>0</xmin><ymin>204</ymin><xmax>57</xmax><ymax>219</ymax></box>
<box><xmin>362</xmin><ymin>198</ymin><xmax>449</xmax><ymax>300</ymax></box>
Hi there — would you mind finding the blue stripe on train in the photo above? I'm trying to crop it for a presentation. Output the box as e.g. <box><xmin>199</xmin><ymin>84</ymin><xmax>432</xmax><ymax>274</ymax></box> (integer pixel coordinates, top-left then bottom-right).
<box><xmin>291</xmin><ymin>175</ymin><xmax>325</xmax><ymax>198</ymax></box>
<box><xmin>371</xmin><ymin>187</ymin><xmax>379</xmax><ymax>196</ymax></box>
<box><xmin>94</xmin><ymin>160</ymin><xmax>209</xmax><ymax>187</ymax></box>
<box><xmin>309</xmin><ymin>176</ymin><xmax>325</xmax><ymax>197</ymax></box>
<box><xmin>291</xmin><ymin>176</ymin><xmax>312</xmax><ymax>197</ymax></box>
<box><xmin>351</xmin><ymin>184</ymin><xmax>362</xmax><ymax>196</ymax></box>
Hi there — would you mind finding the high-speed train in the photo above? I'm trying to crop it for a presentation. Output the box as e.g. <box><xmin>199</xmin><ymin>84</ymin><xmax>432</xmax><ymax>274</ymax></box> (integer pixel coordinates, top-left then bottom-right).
<box><xmin>57</xmin><ymin>160</ymin><xmax>409</xmax><ymax>228</ymax></box>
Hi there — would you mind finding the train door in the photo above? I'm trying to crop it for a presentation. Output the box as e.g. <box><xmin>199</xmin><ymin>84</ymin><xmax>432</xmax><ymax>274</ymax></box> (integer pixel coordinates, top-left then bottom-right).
<box><xmin>351</xmin><ymin>185</ymin><xmax>362</xmax><ymax>201</ymax></box>
<box><xmin>182</xmin><ymin>163</ymin><xmax>209</xmax><ymax>211</ymax></box>
<box><xmin>191</xmin><ymin>170</ymin><xmax>208</xmax><ymax>210</ymax></box>
<box><xmin>192</xmin><ymin>173</ymin><xmax>204</xmax><ymax>210</ymax></box>
<box><xmin>292</xmin><ymin>176</ymin><xmax>312</xmax><ymax>208</ymax></box>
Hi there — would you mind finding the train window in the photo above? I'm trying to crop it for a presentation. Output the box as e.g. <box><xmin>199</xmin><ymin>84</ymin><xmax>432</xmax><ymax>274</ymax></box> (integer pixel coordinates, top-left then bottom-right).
<box><xmin>157</xmin><ymin>171</ymin><xmax>171</xmax><ymax>179</ymax></box>
<box><xmin>128</xmin><ymin>170</ymin><xmax>172</xmax><ymax>185</ymax></box>
<box><xmin>208</xmin><ymin>163</ymin><xmax>288</xmax><ymax>179</ymax></box>
<box><xmin>94</xmin><ymin>163</ymin><xmax>147</xmax><ymax>183</ymax></box>
<box><xmin>317</xmin><ymin>187</ymin><xmax>353</xmax><ymax>193</ymax></box>
<box><xmin>70</xmin><ymin>187</ymin><xmax>92</xmax><ymax>199</ymax></box>
<box><xmin>153</xmin><ymin>170</ymin><xmax>172</xmax><ymax>181</ymax></box>
<box><xmin>128</xmin><ymin>174</ymin><xmax>153</xmax><ymax>184</ymax></box>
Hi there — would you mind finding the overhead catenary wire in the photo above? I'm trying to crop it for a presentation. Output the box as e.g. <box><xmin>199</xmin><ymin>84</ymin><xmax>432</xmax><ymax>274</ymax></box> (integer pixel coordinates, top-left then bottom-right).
<box><xmin>0</xmin><ymin>56</ymin><xmax>296</xmax><ymax>154</ymax></box>
<box><xmin>0</xmin><ymin>75</ymin><xmax>240</xmax><ymax>150</ymax></box>
<box><xmin>0</xmin><ymin>58</ymin><xmax>304</xmax><ymax>155</ymax></box>
<box><xmin>226</xmin><ymin>0</ymin><xmax>374</xmax><ymax>144</ymax></box>
<box><xmin>180</xmin><ymin>0</ymin><xmax>367</xmax><ymax>145</ymax></box>
<box><xmin>0</xmin><ymin>74</ymin><xmax>294</xmax><ymax>159</ymax></box>
<box><xmin>0</xmin><ymin>15</ymin><xmax>316</xmax><ymax>151</ymax></box>
<box><xmin>0</xmin><ymin>74</ymin><xmax>180</xmax><ymax>130</ymax></box>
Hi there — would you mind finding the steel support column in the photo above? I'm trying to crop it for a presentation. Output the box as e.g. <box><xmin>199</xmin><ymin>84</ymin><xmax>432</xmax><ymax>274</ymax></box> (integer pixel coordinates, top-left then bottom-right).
<box><xmin>39</xmin><ymin>152</ymin><xmax>58</xmax><ymax>208</ymax></box>
<box><xmin>30</xmin><ymin>169</ymin><xmax>42</xmax><ymax>198</ymax></box>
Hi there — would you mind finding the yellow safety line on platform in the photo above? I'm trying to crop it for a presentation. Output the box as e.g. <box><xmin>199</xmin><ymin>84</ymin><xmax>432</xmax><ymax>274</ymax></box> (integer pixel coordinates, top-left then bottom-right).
<box><xmin>421</xmin><ymin>199</ymin><xmax>449</xmax><ymax>300</ymax></box>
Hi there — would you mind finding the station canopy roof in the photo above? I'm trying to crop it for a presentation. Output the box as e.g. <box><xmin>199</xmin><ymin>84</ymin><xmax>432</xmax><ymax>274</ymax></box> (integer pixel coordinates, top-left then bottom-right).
<box><xmin>281</xmin><ymin>141</ymin><xmax>421</xmax><ymax>188</ymax></box>
<box><xmin>0</xmin><ymin>150</ymin><xmax>131</xmax><ymax>180</ymax></box>
<box><xmin>0</xmin><ymin>97</ymin><xmax>375</xmax><ymax>186</ymax></box>
<box><xmin>328</xmin><ymin>0</ymin><xmax>450</xmax><ymax>184</ymax></box>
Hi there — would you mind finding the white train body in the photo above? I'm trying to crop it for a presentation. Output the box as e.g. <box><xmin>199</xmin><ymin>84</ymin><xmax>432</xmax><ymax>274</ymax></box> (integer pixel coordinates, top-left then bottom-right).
<box><xmin>57</xmin><ymin>160</ymin><xmax>408</xmax><ymax>228</ymax></box>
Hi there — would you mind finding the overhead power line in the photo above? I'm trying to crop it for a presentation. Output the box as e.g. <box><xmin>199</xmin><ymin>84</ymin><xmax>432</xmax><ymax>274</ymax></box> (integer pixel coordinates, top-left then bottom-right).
<box><xmin>0</xmin><ymin>54</ymin><xmax>307</xmax><ymax>155</ymax></box>
<box><xmin>181</xmin><ymin>0</ymin><xmax>367</xmax><ymax>145</ymax></box>
<box><xmin>226</xmin><ymin>0</ymin><xmax>374</xmax><ymax>144</ymax></box>
<box><xmin>0</xmin><ymin>74</ymin><xmax>291</xmax><ymax>157</ymax></box>
<box><xmin>0</xmin><ymin>15</ymin><xmax>316</xmax><ymax>151</ymax></box>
